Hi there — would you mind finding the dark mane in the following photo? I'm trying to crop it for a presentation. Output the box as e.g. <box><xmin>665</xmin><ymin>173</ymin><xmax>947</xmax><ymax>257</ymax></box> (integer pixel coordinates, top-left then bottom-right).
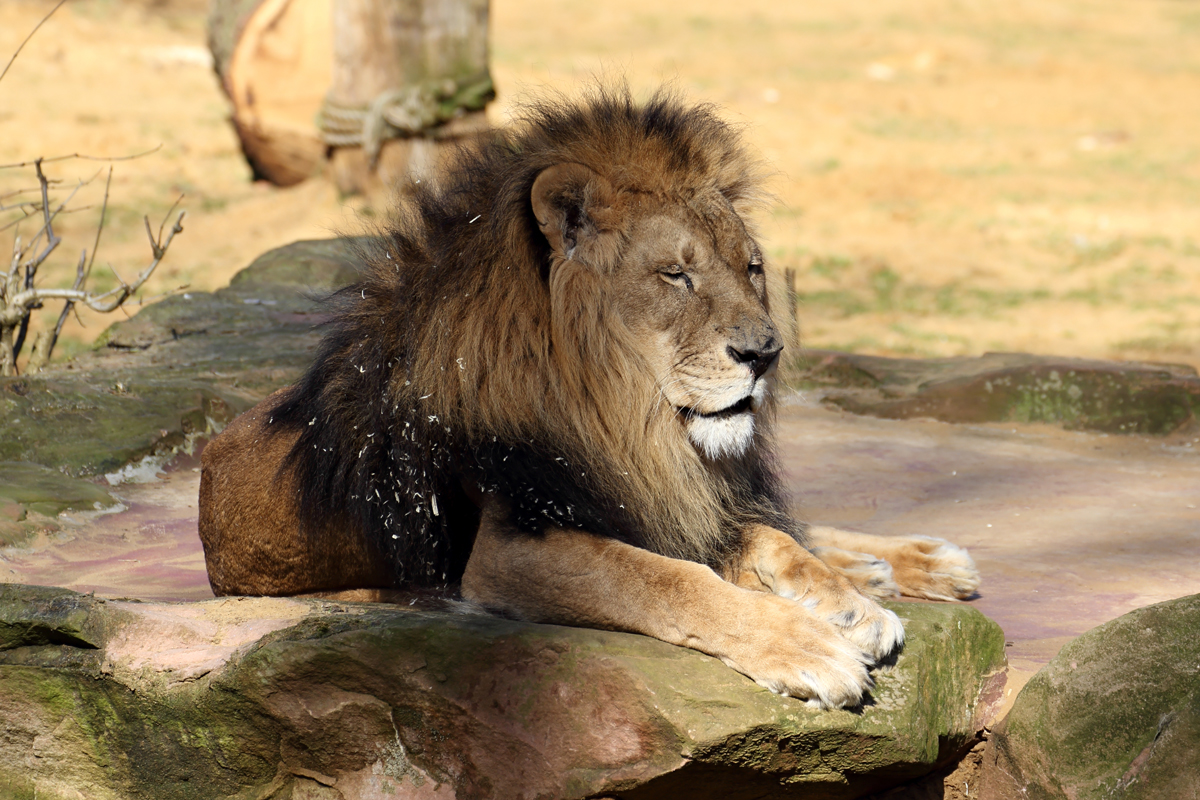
<box><xmin>269</xmin><ymin>86</ymin><xmax>798</xmax><ymax>589</ymax></box>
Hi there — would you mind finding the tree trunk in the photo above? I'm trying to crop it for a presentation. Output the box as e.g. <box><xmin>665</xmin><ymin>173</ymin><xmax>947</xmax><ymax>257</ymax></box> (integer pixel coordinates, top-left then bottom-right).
<box><xmin>208</xmin><ymin>0</ymin><xmax>335</xmax><ymax>186</ymax></box>
<box><xmin>323</xmin><ymin>0</ymin><xmax>493</xmax><ymax>195</ymax></box>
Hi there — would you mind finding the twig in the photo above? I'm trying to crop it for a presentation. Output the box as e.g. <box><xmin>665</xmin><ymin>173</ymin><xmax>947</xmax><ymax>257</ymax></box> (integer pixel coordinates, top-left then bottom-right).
<box><xmin>0</xmin><ymin>186</ymin><xmax>44</xmax><ymax>203</ymax></box>
<box><xmin>0</xmin><ymin>203</ymin><xmax>94</xmax><ymax>235</ymax></box>
<box><xmin>86</xmin><ymin>167</ymin><xmax>113</xmax><ymax>280</ymax></box>
<box><xmin>0</xmin><ymin>210</ymin><xmax>186</xmax><ymax>318</ymax></box>
<box><xmin>26</xmin><ymin>249</ymin><xmax>88</xmax><ymax>374</ymax></box>
<box><xmin>12</xmin><ymin>159</ymin><xmax>64</xmax><ymax>359</ymax></box>
<box><xmin>0</xmin><ymin>145</ymin><xmax>163</xmax><ymax>171</ymax></box>
<box><xmin>7</xmin><ymin>236</ymin><xmax>19</xmax><ymax>282</ymax></box>
<box><xmin>2</xmin><ymin>169</ymin><xmax>97</xmax><ymax>240</ymax></box>
<box><xmin>0</xmin><ymin>0</ymin><xmax>67</xmax><ymax>87</ymax></box>
<box><xmin>133</xmin><ymin>284</ymin><xmax>190</xmax><ymax>307</ymax></box>
<box><xmin>29</xmin><ymin>160</ymin><xmax>63</xmax><ymax>281</ymax></box>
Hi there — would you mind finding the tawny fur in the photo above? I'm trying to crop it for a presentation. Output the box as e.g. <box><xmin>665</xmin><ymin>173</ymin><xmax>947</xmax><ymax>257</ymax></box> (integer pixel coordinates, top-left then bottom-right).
<box><xmin>202</xmin><ymin>85</ymin><xmax>795</xmax><ymax>594</ymax></box>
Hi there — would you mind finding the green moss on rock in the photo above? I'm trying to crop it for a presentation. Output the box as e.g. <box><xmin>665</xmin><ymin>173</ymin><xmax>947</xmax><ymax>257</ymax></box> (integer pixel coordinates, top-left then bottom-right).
<box><xmin>982</xmin><ymin>594</ymin><xmax>1200</xmax><ymax>799</ymax></box>
<box><xmin>0</xmin><ymin>587</ymin><xmax>1006</xmax><ymax>799</ymax></box>
<box><xmin>0</xmin><ymin>584</ymin><xmax>106</xmax><ymax>651</ymax></box>
<box><xmin>791</xmin><ymin>350</ymin><xmax>1200</xmax><ymax>436</ymax></box>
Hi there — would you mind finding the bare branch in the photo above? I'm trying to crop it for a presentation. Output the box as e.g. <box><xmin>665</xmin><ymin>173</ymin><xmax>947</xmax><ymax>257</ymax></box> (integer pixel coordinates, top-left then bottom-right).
<box><xmin>86</xmin><ymin>167</ymin><xmax>113</xmax><ymax>280</ymax></box>
<box><xmin>1</xmin><ymin>210</ymin><xmax>186</xmax><ymax>321</ymax></box>
<box><xmin>0</xmin><ymin>0</ymin><xmax>67</xmax><ymax>87</ymax></box>
<box><xmin>157</xmin><ymin>194</ymin><xmax>184</xmax><ymax>243</ymax></box>
<box><xmin>29</xmin><ymin>159</ymin><xmax>63</xmax><ymax>279</ymax></box>
<box><xmin>12</xmin><ymin>159</ymin><xmax>62</xmax><ymax>358</ymax></box>
<box><xmin>5</xmin><ymin>169</ymin><xmax>97</xmax><ymax>242</ymax></box>
<box><xmin>7</xmin><ymin>236</ymin><xmax>19</xmax><ymax>282</ymax></box>
<box><xmin>0</xmin><ymin>186</ymin><xmax>43</xmax><ymax>203</ymax></box>
<box><xmin>26</xmin><ymin>249</ymin><xmax>87</xmax><ymax>374</ymax></box>
<box><xmin>0</xmin><ymin>203</ymin><xmax>94</xmax><ymax>235</ymax></box>
<box><xmin>0</xmin><ymin>109</ymin><xmax>184</xmax><ymax>373</ymax></box>
<box><xmin>135</xmin><ymin>284</ymin><xmax>190</xmax><ymax>306</ymax></box>
<box><xmin>143</xmin><ymin>216</ymin><xmax>163</xmax><ymax>260</ymax></box>
<box><xmin>0</xmin><ymin>145</ymin><xmax>164</xmax><ymax>171</ymax></box>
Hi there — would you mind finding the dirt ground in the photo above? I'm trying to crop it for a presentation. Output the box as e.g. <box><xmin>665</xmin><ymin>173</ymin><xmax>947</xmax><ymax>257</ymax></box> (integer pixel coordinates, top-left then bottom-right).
<box><xmin>2</xmin><ymin>0</ymin><xmax>1199</xmax><ymax>365</ymax></box>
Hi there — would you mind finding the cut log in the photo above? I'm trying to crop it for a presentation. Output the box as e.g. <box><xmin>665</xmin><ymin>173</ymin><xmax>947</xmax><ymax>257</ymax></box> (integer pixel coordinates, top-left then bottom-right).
<box><xmin>324</xmin><ymin>0</ymin><xmax>494</xmax><ymax>195</ymax></box>
<box><xmin>208</xmin><ymin>0</ymin><xmax>334</xmax><ymax>186</ymax></box>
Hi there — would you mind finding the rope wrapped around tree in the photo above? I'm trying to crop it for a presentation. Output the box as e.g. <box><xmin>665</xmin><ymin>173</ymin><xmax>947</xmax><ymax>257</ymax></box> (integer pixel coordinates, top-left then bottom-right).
<box><xmin>318</xmin><ymin>74</ymin><xmax>494</xmax><ymax>166</ymax></box>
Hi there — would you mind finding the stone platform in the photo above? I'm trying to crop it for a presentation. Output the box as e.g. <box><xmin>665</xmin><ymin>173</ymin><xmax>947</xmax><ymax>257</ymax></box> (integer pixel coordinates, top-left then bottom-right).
<box><xmin>5</xmin><ymin>394</ymin><xmax>1198</xmax><ymax>715</ymax></box>
<box><xmin>2</xmin><ymin>239</ymin><xmax>1199</xmax><ymax>797</ymax></box>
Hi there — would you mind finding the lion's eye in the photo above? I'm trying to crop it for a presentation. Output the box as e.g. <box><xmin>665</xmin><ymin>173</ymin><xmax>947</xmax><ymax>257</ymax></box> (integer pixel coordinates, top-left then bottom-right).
<box><xmin>660</xmin><ymin>267</ymin><xmax>694</xmax><ymax>291</ymax></box>
<box><xmin>748</xmin><ymin>254</ymin><xmax>765</xmax><ymax>277</ymax></box>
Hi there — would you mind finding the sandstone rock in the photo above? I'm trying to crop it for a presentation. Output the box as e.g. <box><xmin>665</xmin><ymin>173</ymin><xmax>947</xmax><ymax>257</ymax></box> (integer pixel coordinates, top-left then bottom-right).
<box><xmin>0</xmin><ymin>239</ymin><xmax>367</xmax><ymax>481</ymax></box>
<box><xmin>0</xmin><ymin>462</ymin><xmax>119</xmax><ymax>546</ymax></box>
<box><xmin>0</xmin><ymin>376</ymin><xmax>244</xmax><ymax>478</ymax></box>
<box><xmin>0</xmin><ymin>584</ymin><xmax>1006</xmax><ymax>799</ymax></box>
<box><xmin>793</xmin><ymin>350</ymin><xmax>1200</xmax><ymax>435</ymax></box>
<box><xmin>979</xmin><ymin>593</ymin><xmax>1200</xmax><ymax>800</ymax></box>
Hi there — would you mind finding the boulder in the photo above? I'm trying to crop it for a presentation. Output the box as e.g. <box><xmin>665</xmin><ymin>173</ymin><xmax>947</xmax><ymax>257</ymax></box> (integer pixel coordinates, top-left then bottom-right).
<box><xmin>979</xmin><ymin>594</ymin><xmax>1200</xmax><ymax>800</ymax></box>
<box><xmin>0</xmin><ymin>239</ymin><xmax>369</xmax><ymax>487</ymax></box>
<box><xmin>0</xmin><ymin>463</ymin><xmax>120</xmax><ymax>546</ymax></box>
<box><xmin>0</xmin><ymin>584</ymin><xmax>1007</xmax><ymax>800</ymax></box>
<box><xmin>792</xmin><ymin>350</ymin><xmax>1200</xmax><ymax>435</ymax></box>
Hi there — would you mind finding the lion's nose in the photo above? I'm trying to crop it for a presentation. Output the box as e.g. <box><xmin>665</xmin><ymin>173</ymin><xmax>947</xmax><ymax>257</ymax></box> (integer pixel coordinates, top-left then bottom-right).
<box><xmin>727</xmin><ymin>337</ymin><xmax>782</xmax><ymax>379</ymax></box>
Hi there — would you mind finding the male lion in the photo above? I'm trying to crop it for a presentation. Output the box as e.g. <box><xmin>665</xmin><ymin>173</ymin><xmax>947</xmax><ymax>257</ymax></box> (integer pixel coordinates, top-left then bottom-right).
<box><xmin>199</xmin><ymin>87</ymin><xmax>978</xmax><ymax>709</ymax></box>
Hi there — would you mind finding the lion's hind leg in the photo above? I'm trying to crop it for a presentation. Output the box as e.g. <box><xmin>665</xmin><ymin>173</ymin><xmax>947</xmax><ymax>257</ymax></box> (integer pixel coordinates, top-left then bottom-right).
<box><xmin>808</xmin><ymin>526</ymin><xmax>980</xmax><ymax>602</ymax></box>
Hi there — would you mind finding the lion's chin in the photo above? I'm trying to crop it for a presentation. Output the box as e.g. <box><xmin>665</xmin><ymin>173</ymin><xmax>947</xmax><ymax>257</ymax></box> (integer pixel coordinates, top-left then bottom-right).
<box><xmin>687</xmin><ymin>412</ymin><xmax>755</xmax><ymax>460</ymax></box>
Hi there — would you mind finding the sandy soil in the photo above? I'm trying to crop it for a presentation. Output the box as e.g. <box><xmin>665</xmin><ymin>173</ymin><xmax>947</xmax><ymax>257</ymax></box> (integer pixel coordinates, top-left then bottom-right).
<box><xmin>2</xmin><ymin>0</ymin><xmax>1199</xmax><ymax>367</ymax></box>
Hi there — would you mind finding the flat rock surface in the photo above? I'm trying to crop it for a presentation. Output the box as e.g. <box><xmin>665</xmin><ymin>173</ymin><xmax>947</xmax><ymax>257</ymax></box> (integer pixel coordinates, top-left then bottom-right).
<box><xmin>0</xmin><ymin>586</ymin><xmax>1005</xmax><ymax>800</ymax></box>
<box><xmin>796</xmin><ymin>350</ymin><xmax>1200</xmax><ymax>435</ymax></box>
<box><xmin>776</xmin><ymin>397</ymin><xmax>1200</xmax><ymax>708</ymax></box>
<box><xmin>4</xmin><ymin>397</ymin><xmax>1199</xmax><ymax>716</ymax></box>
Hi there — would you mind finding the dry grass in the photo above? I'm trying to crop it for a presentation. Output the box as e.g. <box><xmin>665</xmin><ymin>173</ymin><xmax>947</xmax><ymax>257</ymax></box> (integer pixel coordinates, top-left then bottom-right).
<box><xmin>2</xmin><ymin>0</ymin><xmax>1198</xmax><ymax>367</ymax></box>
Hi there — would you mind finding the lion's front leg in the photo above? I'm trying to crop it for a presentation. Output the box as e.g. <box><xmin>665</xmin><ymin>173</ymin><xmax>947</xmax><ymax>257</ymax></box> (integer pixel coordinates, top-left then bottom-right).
<box><xmin>731</xmin><ymin>525</ymin><xmax>905</xmax><ymax>661</ymax></box>
<box><xmin>461</xmin><ymin>506</ymin><xmax>875</xmax><ymax>709</ymax></box>
<box><xmin>807</xmin><ymin>526</ymin><xmax>980</xmax><ymax>602</ymax></box>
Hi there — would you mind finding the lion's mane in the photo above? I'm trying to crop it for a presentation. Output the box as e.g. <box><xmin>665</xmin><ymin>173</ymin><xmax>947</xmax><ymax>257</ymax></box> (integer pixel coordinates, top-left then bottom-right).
<box><xmin>269</xmin><ymin>86</ymin><xmax>800</xmax><ymax>588</ymax></box>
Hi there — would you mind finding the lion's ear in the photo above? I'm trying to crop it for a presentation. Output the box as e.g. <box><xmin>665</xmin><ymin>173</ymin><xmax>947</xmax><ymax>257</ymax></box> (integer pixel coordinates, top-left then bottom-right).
<box><xmin>531</xmin><ymin>163</ymin><xmax>615</xmax><ymax>261</ymax></box>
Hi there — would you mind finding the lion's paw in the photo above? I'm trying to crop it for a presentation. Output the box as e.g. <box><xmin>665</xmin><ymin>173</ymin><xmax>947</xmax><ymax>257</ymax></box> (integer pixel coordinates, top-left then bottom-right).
<box><xmin>810</xmin><ymin>546</ymin><xmax>901</xmax><ymax>599</ymax></box>
<box><xmin>814</xmin><ymin>593</ymin><xmax>905</xmax><ymax>662</ymax></box>
<box><xmin>724</xmin><ymin>595</ymin><xmax>875</xmax><ymax>709</ymax></box>
<box><xmin>749</xmin><ymin>640</ymin><xmax>874</xmax><ymax>710</ymax></box>
<box><xmin>891</xmin><ymin>535</ymin><xmax>980</xmax><ymax>601</ymax></box>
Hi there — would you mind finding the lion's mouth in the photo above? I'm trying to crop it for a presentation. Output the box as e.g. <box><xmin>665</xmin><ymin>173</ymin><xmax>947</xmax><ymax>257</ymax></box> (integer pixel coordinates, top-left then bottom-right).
<box><xmin>681</xmin><ymin>395</ymin><xmax>755</xmax><ymax>421</ymax></box>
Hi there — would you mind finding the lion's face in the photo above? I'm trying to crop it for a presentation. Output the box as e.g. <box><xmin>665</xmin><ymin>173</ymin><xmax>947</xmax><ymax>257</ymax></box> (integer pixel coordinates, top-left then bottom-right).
<box><xmin>616</xmin><ymin>203</ymin><xmax>781</xmax><ymax>459</ymax></box>
<box><xmin>532</xmin><ymin>164</ymin><xmax>781</xmax><ymax>460</ymax></box>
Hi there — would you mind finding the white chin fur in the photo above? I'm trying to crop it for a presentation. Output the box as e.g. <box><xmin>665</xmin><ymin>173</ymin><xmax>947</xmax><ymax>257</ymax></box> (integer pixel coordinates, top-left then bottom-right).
<box><xmin>688</xmin><ymin>413</ymin><xmax>755</xmax><ymax>460</ymax></box>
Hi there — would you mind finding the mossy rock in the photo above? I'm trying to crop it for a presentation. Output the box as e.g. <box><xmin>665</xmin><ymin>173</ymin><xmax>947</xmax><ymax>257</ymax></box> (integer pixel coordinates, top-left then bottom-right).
<box><xmin>1</xmin><ymin>239</ymin><xmax>368</xmax><ymax>481</ymax></box>
<box><xmin>0</xmin><ymin>376</ymin><xmax>245</xmax><ymax>478</ymax></box>
<box><xmin>0</xmin><ymin>463</ymin><xmax>119</xmax><ymax>547</ymax></box>
<box><xmin>99</xmin><ymin>237</ymin><xmax>369</xmax><ymax>352</ymax></box>
<box><xmin>0</xmin><ymin>584</ymin><xmax>106</xmax><ymax>651</ymax></box>
<box><xmin>790</xmin><ymin>350</ymin><xmax>1200</xmax><ymax>435</ymax></box>
<box><xmin>0</xmin><ymin>586</ymin><xmax>1006</xmax><ymax>799</ymax></box>
<box><xmin>980</xmin><ymin>594</ymin><xmax>1200</xmax><ymax>799</ymax></box>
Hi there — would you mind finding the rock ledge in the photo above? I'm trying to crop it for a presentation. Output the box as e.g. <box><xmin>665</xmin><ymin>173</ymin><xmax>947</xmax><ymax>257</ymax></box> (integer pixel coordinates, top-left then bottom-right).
<box><xmin>0</xmin><ymin>584</ymin><xmax>1006</xmax><ymax>800</ymax></box>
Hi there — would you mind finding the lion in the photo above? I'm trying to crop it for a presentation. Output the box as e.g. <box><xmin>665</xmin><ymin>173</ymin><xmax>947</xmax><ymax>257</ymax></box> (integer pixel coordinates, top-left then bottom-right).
<box><xmin>198</xmin><ymin>87</ymin><xmax>979</xmax><ymax>709</ymax></box>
